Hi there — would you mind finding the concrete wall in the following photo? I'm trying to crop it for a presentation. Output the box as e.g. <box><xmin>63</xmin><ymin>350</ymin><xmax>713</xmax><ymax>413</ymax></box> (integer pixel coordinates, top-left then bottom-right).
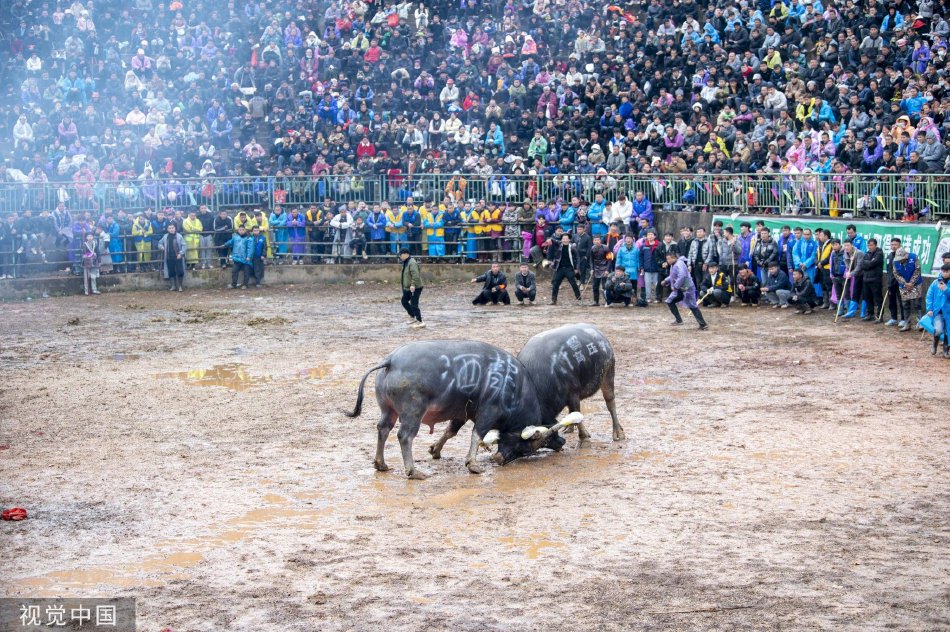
<box><xmin>654</xmin><ymin>210</ymin><xmax>713</xmax><ymax>237</ymax></box>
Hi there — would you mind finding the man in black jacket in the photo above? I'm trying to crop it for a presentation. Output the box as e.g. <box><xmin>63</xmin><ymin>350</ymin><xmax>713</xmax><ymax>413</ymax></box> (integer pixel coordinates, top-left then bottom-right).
<box><xmin>860</xmin><ymin>238</ymin><xmax>885</xmax><ymax>321</ymax></box>
<box><xmin>604</xmin><ymin>266</ymin><xmax>634</xmax><ymax>306</ymax></box>
<box><xmin>514</xmin><ymin>263</ymin><xmax>537</xmax><ymax>305</ymax></box>
<box><xmin>550</xmin><ymin>233</ymin><xmax>581</xmax><ymax>305</ymax></box>
<box><xmin>574</xmin><ymin>223</ymin><xmax>593</xmax><ymax>286</ymax></box>
<box><xmin>788</xmin><ymin>268</ymin><xmax>818</xmax><ymax>314</ymax></box>
<box><xmin>762</xmin><ymin>261</ymin><xmax>792</xmax><ymax>308</ymax></box>
<box><xmin>752</xmin><ymin>227</ymin><xmax>778</xmax><ymax>285</ymax></box>
<box><xmin>471</xmin><ymin>262</ymin><xmax>511</xmax><ymax>305</ymax></box>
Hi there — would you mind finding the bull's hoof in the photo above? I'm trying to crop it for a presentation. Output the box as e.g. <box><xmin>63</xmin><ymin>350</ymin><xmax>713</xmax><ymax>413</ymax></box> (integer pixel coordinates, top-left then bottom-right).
<box><xmin>373</xmin><ymin>460</ymin><xmax>390</xmax><ymax>472</ymax></box>
<box><xmin>579</xmin><ymin>439</ymin><xmax>592</xmax><ymax>449</ymax></box>
<box><xmin>428</xmin><ymin>444</ymin><xmax>442</xmax><ymax>460</ymax></box>
<box><xmin>466</xmin><ymin>461</ymin><xmax>484</xmax><ymax>475</ymax></box>
<box><xmin>562</xmin><ymin>425</ymin><xmax>576</xmax><ymax>434</ymax></box>
<box><xmin>613</xmin><ymin>429</ymin><xmax>626</xmax><ymax>441</ymax></box>
<box><xmin>491</xmin><ymin>452</ymin><xmax>505</xmax><ymax>465</ymax></box>
<box><xmin>407</xmin><ymin>468</ymin><xmax>428</xmax><ymax>480</ymax></box>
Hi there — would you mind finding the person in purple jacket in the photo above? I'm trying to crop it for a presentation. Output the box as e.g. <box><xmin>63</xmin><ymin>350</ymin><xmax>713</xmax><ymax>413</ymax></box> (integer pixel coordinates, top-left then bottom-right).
<box><xmin>286</xmin><ymin>207</ymin><xmax>307</xmax><ymax>264</ymax></box>
<box><xmin>662</xmin><ymin>252</ymin><xmax>708</xmax><ymax>330</ymax></box>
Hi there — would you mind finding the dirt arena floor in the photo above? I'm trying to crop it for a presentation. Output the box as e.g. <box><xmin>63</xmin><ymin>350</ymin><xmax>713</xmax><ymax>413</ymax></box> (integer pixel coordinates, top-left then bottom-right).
<box><xmin>1</xmin><ymin>280</ymin><xmax>948</xmax><ymax>631</ymax></box>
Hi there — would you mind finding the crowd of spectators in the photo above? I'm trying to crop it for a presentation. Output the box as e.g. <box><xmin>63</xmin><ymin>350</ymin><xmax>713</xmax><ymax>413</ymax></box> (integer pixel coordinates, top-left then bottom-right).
<box><xmin>2</xmin><ymin>0</ymin><xmax>950</xmax><ymax>214</ymax></box>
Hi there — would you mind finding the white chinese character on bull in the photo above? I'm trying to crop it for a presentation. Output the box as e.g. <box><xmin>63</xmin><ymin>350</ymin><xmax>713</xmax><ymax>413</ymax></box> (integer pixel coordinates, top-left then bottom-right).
<box><xmin>389</xmin><ymin>324</ymin><xmax>626</xmax><ymax>471</ymax></box>
<box><xmin>518</xmin><ymin>323</ymin><xmax>625</xmax><ymax>446</ymax></box>
<box><xmin>344</xmin><ymin>332</ymin><xmax>609</xmax><ymax>480</ymax></box>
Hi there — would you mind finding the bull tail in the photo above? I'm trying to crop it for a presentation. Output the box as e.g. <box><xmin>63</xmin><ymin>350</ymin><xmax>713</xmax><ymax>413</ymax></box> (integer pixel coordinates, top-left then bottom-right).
<box><xmin>344</xmin><ymin>363</ymin><xmax>389</xmax><ymax>418</ymax></box>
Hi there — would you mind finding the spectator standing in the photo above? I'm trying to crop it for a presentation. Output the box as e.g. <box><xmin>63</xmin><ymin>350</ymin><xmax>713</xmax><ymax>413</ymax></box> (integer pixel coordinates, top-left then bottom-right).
<box><xmin>158</xmin><ymin>224</ymin><xmax>186</xmax><ymax>292</ymax></box>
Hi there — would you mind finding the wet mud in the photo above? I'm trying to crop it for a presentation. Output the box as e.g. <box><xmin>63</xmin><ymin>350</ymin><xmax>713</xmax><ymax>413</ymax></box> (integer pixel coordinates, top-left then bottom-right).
<box><xmin>1</xmin><ymin>283</ymin><xmax>948</xmax><ymax>630</ymax></box>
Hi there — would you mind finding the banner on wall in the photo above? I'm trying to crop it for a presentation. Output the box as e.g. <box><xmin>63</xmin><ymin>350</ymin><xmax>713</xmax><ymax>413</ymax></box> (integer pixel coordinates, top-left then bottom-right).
<box><xmin>712</xmin><ymin>215</ymin><xmax>948</xmax><ymax>277</ymax></box>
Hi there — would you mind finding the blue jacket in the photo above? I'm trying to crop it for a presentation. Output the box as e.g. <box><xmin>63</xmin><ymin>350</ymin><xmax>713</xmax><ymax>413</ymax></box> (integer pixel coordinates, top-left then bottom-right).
<box><xmin>367</xmin><ymin>212</ymin><xmax>387</xmax><ymax>240</ymax></box>
<box><xmin>615</xmin><ymin>243</ymin><xmax>639</xmax><ymax>279</ymax></box>
<box><xmin>893</xmin><ymin>254</ymin><xmax>918</xmax><ymax>288</ymax></box>
<box><xmin>588</xmin><ymin>200</ymin><xmax>607</xmax><ymax>236</ymax></box>
<box><xmin>228</xmin><ymin>234</ymin><xmax>254</xmax><ymax>264</ymax></box>
<box><xmin>251</xmin><ymin>235</ymin><xmax>267</xmax><ymax>259</ymax></box>
<box><xmin>560</xmin><ymin>206</ymin><xmax>577</xmax><ymax>232</ymax></box>
<box><xmin>443</xmin><ymin>208</ymin><xmax>462</xmax><ymax>233</ymax></box>
<box><xmin>926</xmin><ymin>277</ymin><xmax>950</xmax><ymax>317</ymax></box>
<box><xmin>631</xmin><ymin>198</ymin><xmax>653</xmax><ymax>225</ymax></box>
<box><xmin>850</xmin><ymin>234</ymin><xmax>867</xmax><ymax>252</ymax></box>
<box><xmin>639</xmin><ymin>240</ymin><xmax>662</xmax><ymax>273</ymax></box>
<box><xmin>737</xmin><ymin>232</ymin><xmax>754</xmax><ymax>265</ymax></box>
<box><xmin>792</xmin><ymin>237</ymin><xmax>817</xmax><ymax>270</ymax></box>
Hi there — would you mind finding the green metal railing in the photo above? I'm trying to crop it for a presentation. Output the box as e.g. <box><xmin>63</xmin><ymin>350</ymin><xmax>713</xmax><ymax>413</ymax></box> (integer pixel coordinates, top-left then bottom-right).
<box><xmin>2</xmin><ymin>172</ymin><xmax>948</xmax><ymax>219</ymax></box>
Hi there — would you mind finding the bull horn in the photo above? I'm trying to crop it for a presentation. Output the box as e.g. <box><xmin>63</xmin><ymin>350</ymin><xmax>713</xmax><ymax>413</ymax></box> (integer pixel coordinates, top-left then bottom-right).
<box><xmin>479</xmin><ymin>430</ymin><xmax>500</xmax><ymax>451</ymax></box>
<box><xmin>526</xmin><ymin>413</ymin><xmax>585</xmax><ymax>450</ymax></box>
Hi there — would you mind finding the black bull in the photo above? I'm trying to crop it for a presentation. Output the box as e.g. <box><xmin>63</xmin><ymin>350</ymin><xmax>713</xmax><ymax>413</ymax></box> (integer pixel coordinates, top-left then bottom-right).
<box><xmin>345</xmin><ymin>324</ymin><xmax>624</xmax><ymax>479</ymax></box>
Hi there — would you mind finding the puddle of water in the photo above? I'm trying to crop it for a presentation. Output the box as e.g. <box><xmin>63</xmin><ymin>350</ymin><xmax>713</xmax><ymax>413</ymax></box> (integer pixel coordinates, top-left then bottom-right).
<box><xmin>497</xmin><ymin>534</ymin><xmax>567</xmax><ymax>559</ymax></box>
<box><xmin>13</xmin><ymin>498</ymin><xmax>334</xmax><ymax>595</ymax></box>
<box><xmin>138</xmin><ymin>551</ymin><xmax>204</xmax><ymax>572</ymax></box>
<box><xmin>300</xmin><ymin>364</ymin><xmax>333</xmax><ymax>380</ymax></box>
<box><xmin>153</xmin><ymin>364</ymin><xmax>272</xmax><ymax>392</ymax></box>
<box><xmin>427</xmin><ymin>488</ymin><xmax>483</xmax><ymax>509</ymax></box>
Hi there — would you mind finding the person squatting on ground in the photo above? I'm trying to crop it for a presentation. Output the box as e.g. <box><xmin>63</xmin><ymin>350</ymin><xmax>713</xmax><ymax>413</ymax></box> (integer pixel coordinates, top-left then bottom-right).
<box><xmin>514</xmin><ymin>263</ymin><xmax>537</xmax><ymax>305</ymax></box>
<box><xmin>700</xmin><ymin>262</ymin><xmax>733</xmax><ymax>308</ymax></box>
<box><xmin>400</xmin><ymin>248</ymin><xmax>425</xmax><ymax>329</ymax></box>
<box><xmin>735</xmin><ymin>265</ymin><xmax>761</xmax><ymax>306</ymax></box>
<box><xmin>472</xmin><ymin>262</ymin><xmax>510</xmax><ymax>305</ymax></box>
<box><xmin>762</xmin><ymin>261</ymin><xmax>792</xmax><ymax>308</ymax></box>
<box><xmin>604</xmin><ymin>266</ymin><xmax>634</xmax><ymax>307</ymax></box>
<box><xmin>663</xmin><ymin>251</ymin><xmax>707</xmax><ymax>330</ymax></box>
<box><xmin>789</xmin><ymin>268</ymin><xmax>819</xmax><ymax>314</ymax></box>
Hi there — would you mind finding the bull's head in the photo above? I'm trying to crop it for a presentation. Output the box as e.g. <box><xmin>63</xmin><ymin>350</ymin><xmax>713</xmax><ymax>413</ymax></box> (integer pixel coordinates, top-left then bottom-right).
<box><xmin>485</xmin><ymin>413</ymin><xmax>584</xmax><ymax>465</ymax></box>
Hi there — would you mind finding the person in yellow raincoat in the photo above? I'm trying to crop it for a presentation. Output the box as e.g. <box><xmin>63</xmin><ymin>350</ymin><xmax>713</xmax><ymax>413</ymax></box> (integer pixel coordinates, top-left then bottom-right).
<box><xmin>131</xmin><ymin>213</ymin><xmax>153</xmax><ymax>271</ymax></box>
<box><xmin>421</xmin><ymin>204</ymin><xmax>445</xmax><ymax>257</ymax></box>
<box><xmin>234</xmin><ymin>210</ymin><xmax>258</xmax><ymax>233</ymax></box>
<box><xmin>254</xmin><ymin>209</ymin><xmax>272</xmax><ymax>258</ymax></box>
<box><xmin>182</xmin><ymin>210</ymin><xmax>203</xmax><ymax>269</ymax></box>
<box><xmin>480</xmin><ymin>203</ymin><xmax>503</xmax><ymax>261</ymax></box>
<box><xmin>460</xmin><ymin>203</ymin><xmax>480</xmax><ymax>262</ymax></box>
<box><xmin>385</xmin><ymin>203</ymin><xmax>406</xmax><ymax>254</ymax></box>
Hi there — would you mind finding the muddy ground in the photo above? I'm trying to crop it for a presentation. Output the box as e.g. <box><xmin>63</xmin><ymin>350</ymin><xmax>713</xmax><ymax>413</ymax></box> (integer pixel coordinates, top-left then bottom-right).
<box><xmin>1</xmin><ymin>280</ymin><xmax>948</xmax><ymax>631</ymax></box>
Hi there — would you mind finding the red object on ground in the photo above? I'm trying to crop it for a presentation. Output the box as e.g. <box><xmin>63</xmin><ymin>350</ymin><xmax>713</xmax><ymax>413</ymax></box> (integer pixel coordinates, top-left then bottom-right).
<box><xmin>2</xmin><ymin>508</ymin><xmax>28</xmax><ymax>521</ymax></box>
<box><xmin>0</xmin><ymin>445</ymin><xmax>10</xmax><ymax>450</ymax></box>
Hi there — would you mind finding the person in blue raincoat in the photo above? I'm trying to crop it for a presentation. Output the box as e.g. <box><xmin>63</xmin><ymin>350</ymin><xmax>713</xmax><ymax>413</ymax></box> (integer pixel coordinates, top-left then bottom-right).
<box><xmin>105</xmin><ymin>211</ymin><xmax>125</xmax><ymax>271</ymax></box>
<box><xmin>792</xmin><ymin>228</ymin><xmax>818</xmax><ymax>282</ymax></box>
<box><xmin>269</xmin><ymin>206</ymin><xmax>289</xmax><ymax>261</ymax></box>
<box><xmin>925</xmin><ymin>263</ymin><xmax>950</xmax><ymax>357</ymax></box>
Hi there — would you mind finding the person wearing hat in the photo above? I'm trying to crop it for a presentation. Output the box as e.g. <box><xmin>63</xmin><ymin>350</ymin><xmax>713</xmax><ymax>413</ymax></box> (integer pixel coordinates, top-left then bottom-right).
<box><xmin>400</xmin><ymin>247</ymin><xmax>425</xmax><ymax>329</ymax></box>
<box><xmin>884</xmin><ymin>237</ymin><xmax>904</xmax><ymax>326</ymax></box>
<box><xmin>890</xmin><ymin>244</ymin><xmax>922</xmax><ymax>331</ymax></box>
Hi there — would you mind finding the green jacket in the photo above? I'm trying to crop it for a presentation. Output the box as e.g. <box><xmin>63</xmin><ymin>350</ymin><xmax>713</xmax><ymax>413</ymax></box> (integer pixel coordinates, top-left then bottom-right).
<box><xmin>401</xmin><ymin>256</ymin><xmax>422</xmax><ymax>290</ymax></box>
